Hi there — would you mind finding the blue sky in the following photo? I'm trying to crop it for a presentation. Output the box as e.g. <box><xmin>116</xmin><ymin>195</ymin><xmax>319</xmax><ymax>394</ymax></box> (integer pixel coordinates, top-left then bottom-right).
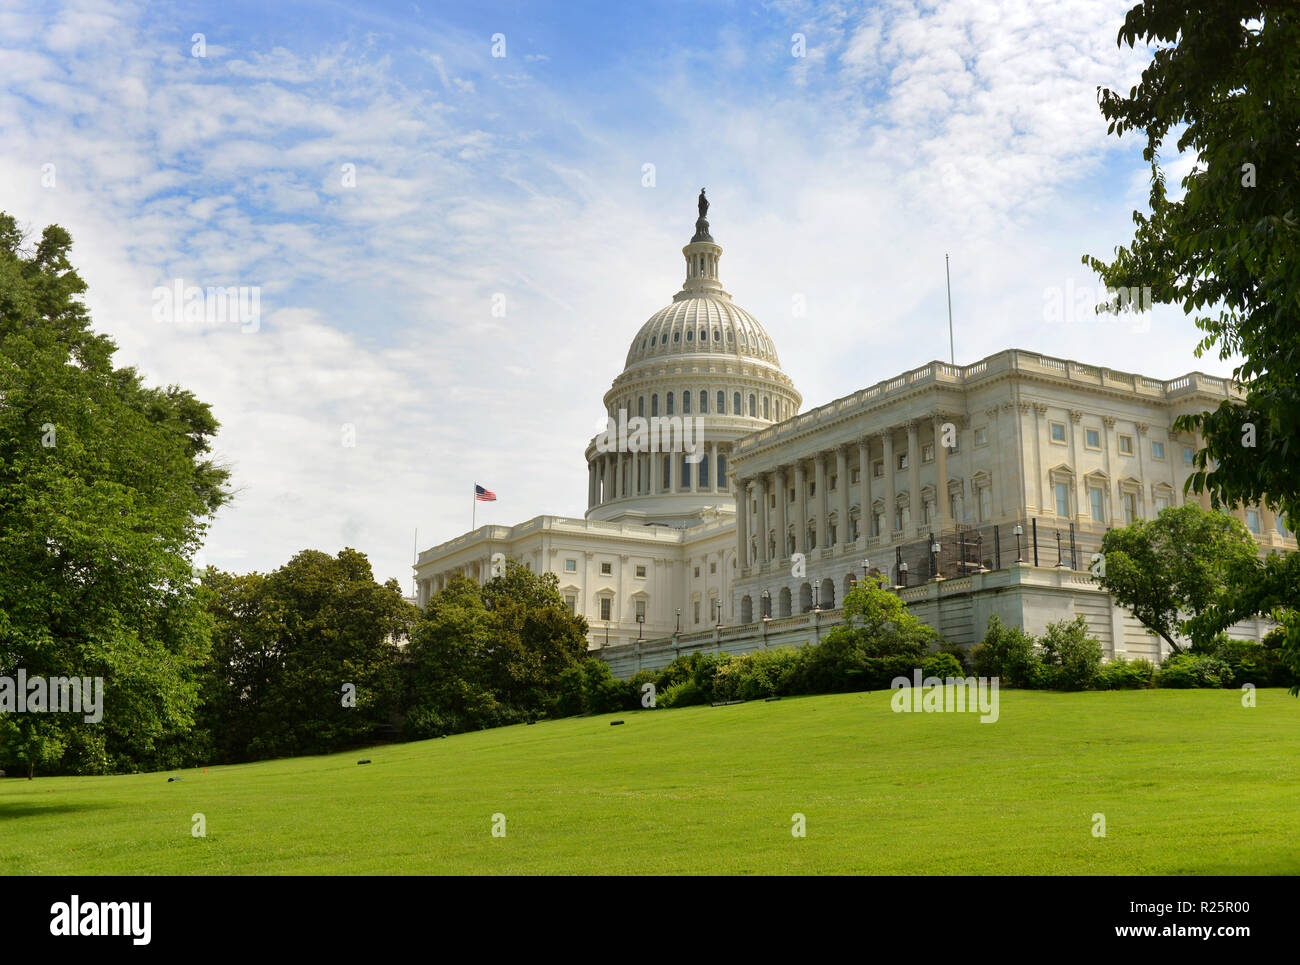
<box><xmin>0</xmin><ymin>0</ymin><xmax>1222</xmax><ymax>586</ymax></box>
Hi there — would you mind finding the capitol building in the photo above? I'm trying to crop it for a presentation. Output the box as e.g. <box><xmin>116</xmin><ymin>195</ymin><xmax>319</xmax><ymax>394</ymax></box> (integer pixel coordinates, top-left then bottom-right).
<box><xmin>414</xmin><ymin>194</ymin><xmax>1290</xmax><ymax>673</ymax></box>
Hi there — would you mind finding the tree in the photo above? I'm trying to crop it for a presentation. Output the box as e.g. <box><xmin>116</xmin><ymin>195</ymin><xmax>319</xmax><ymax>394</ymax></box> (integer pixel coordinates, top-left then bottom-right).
<box><xmin>0</xmin><ymin>214</ymin><xmax>229</xmax><ymax>776</ymax></box>
<box><xmin>198</xmin><ymin>549</ymin><xmax>413</xmax><ymax>762</ymax></box>
<box><xmin>1097</xmin><ymin>504</ymin><xmax>1258</xmax><ymax>654</ymax></box>
<box><xmin>1084</xmin><ymin>3</ymin><xmax>1300</xmax><ymax>681</ymax></box>
<box><xmin>403</xmin><ymin>560</ymin><xmax>588</xmax><ymax>737</ymax></box>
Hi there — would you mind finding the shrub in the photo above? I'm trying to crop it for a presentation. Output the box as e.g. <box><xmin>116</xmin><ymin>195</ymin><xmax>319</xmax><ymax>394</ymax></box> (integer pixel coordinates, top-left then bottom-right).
<box><xmin>921</xmin><ymin>653</ymin><xmax>965</xmax><ymax>680</ymax></box>
<box><xmin>659</xmin><ymin>679</ymin><xmax>705</xmax><ymax>708</ymax></box>
<box><xmin>1156</xmin><ymin>653</ymin><xmax>1233</xmax><ymax>688</ymax></box>
<box><xmin>937</xmin><ymin>644</ymin><xmax>972</xmax><ymax>675</ymax></box>
<box><xmin>1039</xmin><ymin>617</ymin><xmax>1104</xmax><ymax>691</ymax></box>
<box><xmin>1099</xmin><ymin>656</ymin><xmax>1155</xmax><ymax>689</ymax></box>
<box><xmin>972</xmin><ymin>615</ymin><xmax>1042</xmax><ymax>688</ymax></box>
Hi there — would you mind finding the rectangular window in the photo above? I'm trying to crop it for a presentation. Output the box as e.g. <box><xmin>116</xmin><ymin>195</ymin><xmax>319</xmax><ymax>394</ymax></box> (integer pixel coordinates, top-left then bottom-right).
<box><xmin>851</xmin><ymin>468</ymin><xmax>860</xmax><ymax>484</ymax></box>
<box><xmin>1123</xmin><ymin>492</ymin><xmax>1137</xmax><ymax>525</ymax></box>
<box><xmin>693</xmin><ymin>566</ymin><xmax>700</xmax><ymax>578</ymax></box>
<box><xmin>681</xmin><ymin>456</ymin><xmax>691</xmax><ymax>487</ymax></box>
<box><xmin>1154</xmin><ymin>494</ymin><xmax>1170</xmax><ymax>513</ymax></box>
<box><xmin>600</xmin><ymin>597</ymin><xmax>611</xmax><ymax>621</ymax></box>
<box><xmin>949</xmin><ymin>493</ymin><xmax>959</xmax><ymax>521</ymax></box>
<box><xmin>1246</xmin><ymin>509</ymin><xmax>1260</xmax><ymax>534</ymax></box>
<box><xmin>600</xmin><ymin>561</ymin><xmax>613</xmax><ymax>575</ymax></box>
<box><xmin>922</xmin><ymin>443</ymin><xmax>934</xmax><ymax>463</ymax></box>
<box><xmin>1119</xmin><ymin>435</ymin><xmax>1133</xmax><ymax>454</ymax></box>
<box><xmin>710</xmin><ymin>561</ymin><xmax>716</xmax><ymax>574</ymax></box>
<box><xmin>829</xmin><ymin>474</ymin><xmax>837</xmax><ymax>491</ymax></box>
<box><xmin>564</xmin><ymin>559</ymin><xmax>576</xmax><ymax>572</ymax></box>
<box><xmin>769</xmin><ymin>493</ymin><xmax>776</xmax><ymax>508</ymax></box>
<box><xmin>635</xmin><ymin>565</ymin><xmax>646</xmax><ymax>578</ymax></box>
<box><xmin>1050</xmin><ymin>422</ymin><xmax>1066</xmax><ymax>444</ymax></box>
<box><xmin>974</xmin><ymin>427</ymin><xmax>988</xmax><ymax>446</ymax></box>
<box><xmin>1151</xmin><ymin>441</ymin><xmax>1165</xmax><ymax>459</ymax></box>
<box><xmin>564</xmin><ymin>595</ymin><xmax>576</xmax><ymax>615</ymax></box>
<box><xmin>693</xmin><ymin>600</ymin><xmax>700</xmax><ymax>624</ymax></box>
<box><xmin>1085</xmin><ymin>429</ymin><xmax>1100</xmax><ymax>449</ymax></box>
<box><xmin>978</xmin><ymin>487</ymin><xmax>992</xmax><ymax>522</ymax></box>
<box><xmin>873</xmin><ymin>461</ymin><xmax>884</xmax><ymax>478</ymax></box>
<box><xmin>809</xmin><ymin>482</ymin><xmax>816</xmax><ymax>498</ymax></box>
<box><xmin>1183</xmin><ymin>446</ymin><xmax>1195</xmax><ymax>466</ymax></box>
<box><xmin>1055</xmin><ymin>482</ymin><xmax>1069</xmax><ymax>518</ymax></box>
<box><xmin>897</xmin><ymin>452</ymin><xmax>908</xmax><ymax>471</ymax></box>
<box><xmin>717</xmin><ymin>452</ymin><xmax>726</xmax><ymax>486</ymax></box>
<box><xmin>1089</xmin><ymin>486</ymin><xmax>1104</xmax><ymax>522</ymax></box>
<box><xmin>699</xmin><ymin>457</ymin><xmax>709</xmax><ymax>488</ymax></box>
<box><xmin>635</xmin><ymin>599</ymin><xmax>646</xmax><ymax>620</ymax></box>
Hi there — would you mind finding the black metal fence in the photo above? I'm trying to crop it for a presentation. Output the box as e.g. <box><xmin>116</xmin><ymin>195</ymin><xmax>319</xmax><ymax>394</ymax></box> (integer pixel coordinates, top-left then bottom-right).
<box><xmin>887</xmin><ymin>517</ymin><xmax>1089</xmax><ymax>586</ymax></box>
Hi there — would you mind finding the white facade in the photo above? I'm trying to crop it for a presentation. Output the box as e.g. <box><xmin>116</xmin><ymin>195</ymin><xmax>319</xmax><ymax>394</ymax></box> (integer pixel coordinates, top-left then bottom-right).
<box><xmin>414</xmin><ymin>197</ymin><xmax>1293</xmax><ymax>654</ymax></box>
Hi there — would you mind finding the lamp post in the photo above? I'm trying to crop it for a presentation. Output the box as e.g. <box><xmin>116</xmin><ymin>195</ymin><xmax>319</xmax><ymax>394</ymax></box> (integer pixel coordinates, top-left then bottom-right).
<box><xmin>713</xmin><ymin>599</ymin><xmax>722</xmax><ymax>627</ymax></box>
<box><xmin>637</xmin><ymin>613</ymin><xmax>644</xmax><ymax>641</ymax></box>
<box><xmin>1013</xmin><ymin>523</ymin><xmax>1023</xmax><ymax>563</ymax></box>
<box><xmin>604</xmin><ymin>620</ymin><xmax>609</xmax><ymax>648</ymax></box>
<box><xmin>675</xmin><ymin>608</ymin><xmax>680</xmax><ymax>633</ymax></box>
<box><xmin>1056</xmin><ymin>528</ymin><xmax>1065</xmax><ymax>567</ymax></box>
<box><xmin>813</xmin><ymin>580</ymin><xmax>821</xmax><ymax>611</ymax></box>
<box><xmin>930</xmin><ymin>534</ymin><xmax>941</xmax><ymax>579</ymax></box>
<box><xmin>761</xmin><ymin>589</ymin><xmax>771</xmax><ymax>621</ymax></box>
<box><xmin>899</xmin><ymin>561</ymin><xmax>909</xmax><ymax>588</ymax></box>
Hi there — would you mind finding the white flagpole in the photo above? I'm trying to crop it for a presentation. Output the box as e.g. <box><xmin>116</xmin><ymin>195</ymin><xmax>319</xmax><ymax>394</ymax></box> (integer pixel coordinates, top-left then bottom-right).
<box><xmin>472</xmin><ymin>482</ymin><xmax>476</xmax><ymax>531</ymax></box>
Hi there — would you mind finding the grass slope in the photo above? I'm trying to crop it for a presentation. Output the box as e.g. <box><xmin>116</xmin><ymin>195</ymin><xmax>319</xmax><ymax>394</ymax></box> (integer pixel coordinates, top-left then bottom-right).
<box><xmin>2</xmin><ymin>688</ymin><xmax>1299</xmax><ymax>875</ymax></box>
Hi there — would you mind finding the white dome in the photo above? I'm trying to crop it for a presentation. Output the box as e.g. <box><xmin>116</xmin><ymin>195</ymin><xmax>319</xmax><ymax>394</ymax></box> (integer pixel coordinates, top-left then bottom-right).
<box><xmin>625</xmin><ymin>294</ymin><xmax>781</xmax><ymax>369</ymax></box>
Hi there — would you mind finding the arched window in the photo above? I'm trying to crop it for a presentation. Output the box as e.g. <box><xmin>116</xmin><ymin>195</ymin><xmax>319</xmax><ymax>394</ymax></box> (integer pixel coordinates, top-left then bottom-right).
<box><xmin>717</xmin><ymin>451</ymin><xmax>726</xmax><ymax>486</ymax></box>
<box><xmin>733</xmin><ymin>392</ymin><xmax>741</xmax><ymax>415</ymax></box>
<box><xmin>717</xmin><ymin>391</ymin><xmax>725</xmax><ymax>412</ymax></box>
<box><xmin>763</xmin><ymin>397</ymin><xmax>770</xmax><ymax>419</ymax></box>
<box><xmin>661</xmin><ymin>333</ymin><xmax>668</xmax><ymax>344</ymax></box>
<box><xmin>674</xmin><ymin>331</ymin><xmax>680</xmax><ymax>342</ymax></box>
<box><xmin>651</xmin><ymin>394</ymin><xmax>659</xmax><ymax>416</ymax></box>
<box><xmin>638</xmin><ymin>396</ymin><xmax>644</xmax><ymax>417</ymax></box>
<box><xmin>682</xmin><ymin>392</ymin><xmax>691</xmax><ymax>414</ymax></box>
<box><xmin>687</xmin><ymin>330</ymin><xmax>694</xmax><ymax>341</ymax></box>
<box><xmin>699</xmin><ymin>391</ymin><xmax>707</xmax><ymax>413</ymax></box>
<box><xmin>749</xmin><ymin>394</ymin><xmax>756</xmax><ymax>417</ymax></box>
<box><xmin>667</xmin><ymin>392</ymin><xmax>675</xmax><ymax>415</ymax></box>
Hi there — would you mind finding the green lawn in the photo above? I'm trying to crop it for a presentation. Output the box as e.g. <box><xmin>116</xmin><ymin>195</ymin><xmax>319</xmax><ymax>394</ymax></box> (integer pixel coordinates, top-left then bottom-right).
<box><xmin>3</xmin><ymin>688</ymin><xmax>1298</xmax><ymax>874</ymax></box>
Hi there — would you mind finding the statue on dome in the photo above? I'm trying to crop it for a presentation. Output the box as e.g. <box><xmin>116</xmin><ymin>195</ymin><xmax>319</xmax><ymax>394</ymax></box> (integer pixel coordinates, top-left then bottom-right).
<box><xmin>697</xmin><ymin>188</ymin><xmax>708</xmax><ymax>219</ymax></box>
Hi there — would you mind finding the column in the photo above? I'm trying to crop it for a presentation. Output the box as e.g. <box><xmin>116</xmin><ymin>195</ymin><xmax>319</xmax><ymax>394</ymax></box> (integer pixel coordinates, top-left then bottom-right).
<box><xmin>907</xmin><ymin>421</ymin><xmax>920</xmax><ymax>534</ymax></box>
<box><xmin>795</xmin><ymin>462</ymin><xmax>809</xmax><ymax>552</ymax></box>
<box><xmin>836</xmin><ymin>447</ymin><xmax>849</xmax><ymax>547</ymax></box>
<box><xmin>858</xmin><ymin>438</ymin><xmax>871</xmax><ymax>542</ymax></box>
<box><xmin>933</xmin><ymin>415</ymin><xmax>948</xmax><ymax>532</ymax></box>
<box><xmin>755</xmin><ymin>475</ymin><xmax>769</xmax><ymax>563</ymax></box>
<box><xmin>736</xmin><ymin>478</ymin><xmax>749</xmax><ymax>566</ymax></box>
<box><xmin>588</xmin><ymin>461</ymin><xmax>597</xmax><ymax>507</ymax></box>
<box><xmin>814</xmin><ymin>452</ymin><xmax>828</xmax><ymax>551</ymax></box>
<box><xmin>883</xmin><ymin>430</ymin><xmax>897</xmax><ymax>536</ymax></box>
<box><xmin>774</xmin><ymin>467</ymin><xmax>788</xmax><ymax>560</ymax></box>
<box><xmin>650</xmin><ymin>452</ymin><xmax>659</xmax><ymax>495</ymax></box>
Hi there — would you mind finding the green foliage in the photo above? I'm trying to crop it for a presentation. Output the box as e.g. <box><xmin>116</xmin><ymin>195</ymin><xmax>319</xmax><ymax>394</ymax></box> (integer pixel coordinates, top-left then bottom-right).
<box><xmin>0</xmin><ymin>214</ymin><xmax>230</xmax><ymax>776</ymax></box>
<box><xmin>1038</xmin><ymin>617</ymin><xmax>1105</xmax><ymax>691</ymax></box>
<box><xmin>1156</xmin><ymin>653</ymin><xmax>1234</xmax><ymax>689</ymax></box>
<box><xmin>1086</xmin><ymin>4</ymin><xmax>1300</xmax><ymax>691</ymax></box>
<box><xmin>404</xmin><ymin>560</ymin><xmax>590</xmax><ymax>737</ymax></box>
<box><xmin>1099</xmin><ymin>657</ymin><xmax>1156</xmax><ymax>690</ymax></box>
<box><xmin>972</xmin><ymin>615</ymin><xmax>1043</xmax><ymax>688</ymax></box>
<box><xmin>1097</xmin><ymin>504</ymin><xmax>1258</xmax><ymax>654</ymax></box>
<box><xmin>921</xmin><ymin>653</ymin><xmax>965</xmax><ymax>680</ymax></box>
<box><xmin>658</xmin><ymin>679</ymin><xmax>705</xmax><ymax>708</ymax></box>
<box><xmin>199</xmin><ymin>549</ymin><xmax>413</xmax><ymax>760</ymax></box>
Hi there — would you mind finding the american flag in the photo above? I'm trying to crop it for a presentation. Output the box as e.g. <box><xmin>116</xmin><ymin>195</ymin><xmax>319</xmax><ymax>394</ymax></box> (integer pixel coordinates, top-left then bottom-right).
<box><xmin>474</xmin><ymin>483</ymin><xmax>497</xmax><ymax>502</ymax></box>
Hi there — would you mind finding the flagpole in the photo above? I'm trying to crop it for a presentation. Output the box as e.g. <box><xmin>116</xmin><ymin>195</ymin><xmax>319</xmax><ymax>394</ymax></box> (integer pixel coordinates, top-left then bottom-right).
<box><xmin>472</xmin><ymin>482</ymin><xmax>476</xmax><ymax>531</ymax></box>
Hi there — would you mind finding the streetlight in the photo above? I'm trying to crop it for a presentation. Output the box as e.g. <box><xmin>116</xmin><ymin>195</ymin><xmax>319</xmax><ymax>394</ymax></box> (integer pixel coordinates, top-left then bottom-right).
<box><xmin>637</xmin><ymin>613</ymin><xmax>644</xmax><ymax>640</ymax></box>
<box><xmin>761</xmin><ymin>589</ymin><xmax>771</xmax><ymax>621</ymax></box>
<box><xmin>713</xmin><ymin>599</ymin><xmax>722</xmax><ymax>627</ymax></box>
<box><xmin>813</xmin><ymin>580</ymin><xmax>821</xmax><ymax>611</ymax></box>
<box><xmin>604</xmin><ymin>620</ymin><xmax>609</xmax><ymax>647</ymax></box>
<box><xmin>1013</xmin><ymin>523</ymin><xmax>1023</xmax><ymax>563</ymax></box>
<box><xmin>675</xmin><ymin>608</ymin><xmax>680</xmax><ymax>633</ymax></box>
<box><xmin>1056</xmin><ymin>528</ymin><xmax>1065</xmax><ymax>567</ymax></box>
<box><xmin>899</xmin><ymin>561</ymin><xmax>909</xmax><ymax>588</ymax></box>
<box><xmin>930</xmin><ymin>534</ymin><xmax>941</xmax><ymax>579</ymax></box>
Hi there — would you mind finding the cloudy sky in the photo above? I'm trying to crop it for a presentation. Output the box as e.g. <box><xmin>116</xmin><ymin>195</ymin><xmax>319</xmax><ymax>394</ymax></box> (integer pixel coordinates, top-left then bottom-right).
<box><xmin>0</xmin><ymin>0</ymin><xmax>1222</xmax><ymax>587</ymax></box>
